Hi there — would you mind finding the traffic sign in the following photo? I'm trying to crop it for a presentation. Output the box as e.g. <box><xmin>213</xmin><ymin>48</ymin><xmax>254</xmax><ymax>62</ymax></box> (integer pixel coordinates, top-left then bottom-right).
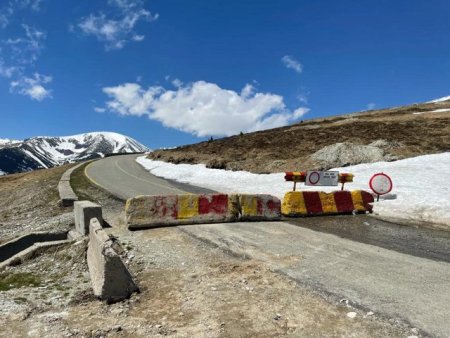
<box><xmin>305</xmin><ymin>171</ymin><xmax>339</xmax><ymax>186</ymax></box>
<box><xmin>369</xmin><ymin>173</ymin><xmax>393</xmax><ymax>196</ymax></box>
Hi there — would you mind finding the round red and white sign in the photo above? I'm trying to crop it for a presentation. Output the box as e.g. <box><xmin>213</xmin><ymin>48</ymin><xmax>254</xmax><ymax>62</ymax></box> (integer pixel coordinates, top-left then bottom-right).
<box><xmin>369</xmin><ymin>173</ymin><xmax>393</xmax><ymax>195</ymax></box>
<box><xmin>308</xmin><ymin>171</ymin><xmax>320</xmax><ymax>185</ymax></box>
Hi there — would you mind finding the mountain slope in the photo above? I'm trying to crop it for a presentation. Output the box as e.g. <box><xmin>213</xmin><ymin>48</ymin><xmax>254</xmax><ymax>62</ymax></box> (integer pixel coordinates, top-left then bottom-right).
<box><xmin>0</xmin><ymin>132</ymin><xmax>149</xmax><ymax>175</ymax></box>
<box><xmin>148</xmin><ymin>97</ymin><xmax>450</xmax><ymax>173</ymax></box>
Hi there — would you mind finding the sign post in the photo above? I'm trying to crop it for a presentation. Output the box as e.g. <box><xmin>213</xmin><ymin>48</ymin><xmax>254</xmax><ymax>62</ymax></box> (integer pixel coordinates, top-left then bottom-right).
<box><xmin>369</xmin><ymin>173</ymin><xmax>393</xmax><ymax>201</ymax></box>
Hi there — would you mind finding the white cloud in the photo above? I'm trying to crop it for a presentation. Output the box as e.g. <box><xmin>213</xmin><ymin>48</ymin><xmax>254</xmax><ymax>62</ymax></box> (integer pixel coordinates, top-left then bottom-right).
<box><xmin>0</xmin><ymin>0</ymin><xmax>43</xmax><ymax>28</ymax></box>
<box><xmin>296</xmin><ymin>89</ymin><xmax>310</xmax><ymax>104</ymax></box>
<box><xmin>240</xmin><ymin>83</ymin><xmax>255</xmax><ymax>98</ymax></box>
<box><xmin>0</xmin><ymin>4</ymin><xmax>51</xmax><ymax>101</ymax></box>
<box><xmin>10</xmin><ymin>73</ymin><xmax>52</xmax><ymax>101</ymax></box>
<box><xmin>171</xmin><ymin>78</ymin><xmax>183</xmax><ymax>88</ymax></box>
<box><xmin>77</xmin><ymin>0</ymin><xmax>158</xmax><ymax>50</ymax></box>
<box><xmin>101</xmin><ymin>81</ymin><xmax>309</xmax><ymax>137</ymax></box>
<box><xmin>367</xmin><ymin>102</ymin><xmax>376</xmax><ymax>110</ymax></box>
<box><xmin>132</xmin><ymin>34</ymin><xmax>145</xmax><ymax>42</ymax></box>
<box><xmin>0</xmin><ymin>62</ymin><xmax>18</xmax><ymax>78</ymax></box>
<box><xmin>292</xmin><ymin>107</ymin><xmax>309</xmax><ymax>119</ymax></box>
<box><xmin>94</xmin><ymin>107</ymin><xmax>107</xmax><ymax>113</ymax></box>
<box><xmin>0</xmin><ymin>24</ymin><xmax>52</xmax><ymax>101</ymax></box>
<box><xmin>281</xmin><ymin>55</ymin><xmax>303</xmax><ymax>74</ymax></box>
<box><xmin>4</xmin><ymin>24</ymin><xmax>46</xmax><ymax>65</ymax></box>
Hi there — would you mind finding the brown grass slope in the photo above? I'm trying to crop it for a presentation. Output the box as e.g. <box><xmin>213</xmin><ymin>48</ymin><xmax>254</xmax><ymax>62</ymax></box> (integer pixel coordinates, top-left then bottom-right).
<box><xmin>148</xmin><ymin>100</ymin><xmax>450</xmax><ymax>173</ymax></box>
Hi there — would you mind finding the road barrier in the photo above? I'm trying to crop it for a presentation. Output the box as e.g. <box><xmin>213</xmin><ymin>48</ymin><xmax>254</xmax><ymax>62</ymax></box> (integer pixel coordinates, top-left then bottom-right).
<box><xmin>281</xmin><ymin>190</ymin><xmax>374</xmax><ymax>216</ymax></box>
<box><xmin>87</xmin><ymin>218</ymin><xmax>139</xmax><ymax>303</ymax></box>
<box><xmin>58</xmin><ymin>163</ymin><xmax>83</xmax><ymax>206</ymax></box>
<box><xmin>126</xmin><ymin>194</ymin><xmax>240</xmax><ymax>229</ymax></box>
<box><xmin>285</xmin><ymin>171</ymin><xmax>354</xmax><ymax>191</ymax></box>
<box><xmin>125</xmin><ymin>190</ymin><xmax>372</xmax><ymax>228</ymax></box>
<box><xmin>239</xmin><ymin>194</ymin><xmax>281</xmax><ymax>221</ymax></box>
<box><xmin>74</xmin><ymin>201</ymin><xmax>103</xmax><ymax>236</ymax></box>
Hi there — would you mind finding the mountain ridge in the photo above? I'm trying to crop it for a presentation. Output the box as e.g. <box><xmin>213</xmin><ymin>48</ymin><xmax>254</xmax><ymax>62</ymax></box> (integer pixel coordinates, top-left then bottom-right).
<box><xmin>0</xmin><ymin>132</ymin><xmax>149</xmax><ymax>175</ymax></box>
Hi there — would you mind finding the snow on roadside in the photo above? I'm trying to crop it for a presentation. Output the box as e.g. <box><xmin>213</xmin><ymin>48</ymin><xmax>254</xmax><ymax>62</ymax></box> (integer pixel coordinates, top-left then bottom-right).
<box><xmin>136</xmin><ymin>153</ymin><xmax>450</xmax><ymax>227</ymax></box>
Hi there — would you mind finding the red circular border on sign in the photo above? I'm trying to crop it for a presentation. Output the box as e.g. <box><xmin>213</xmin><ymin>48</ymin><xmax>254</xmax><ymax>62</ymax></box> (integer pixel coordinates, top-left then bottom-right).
<box><xmin>309</xmin><ymin>171</ymin><xmax>320</xmax><ymax>185</ymax></box>
<box><xmin>369</xmin><ymin>173</ymin><xmax>393</xmax><ymax>195</ymax></box>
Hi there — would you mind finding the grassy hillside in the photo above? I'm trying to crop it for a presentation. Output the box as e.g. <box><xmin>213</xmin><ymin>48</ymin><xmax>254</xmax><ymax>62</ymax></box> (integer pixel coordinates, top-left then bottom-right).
<box><xmin>148</xmin><ymin>100</ymin><xmax>450</xmax><ymax>173</ymax></box>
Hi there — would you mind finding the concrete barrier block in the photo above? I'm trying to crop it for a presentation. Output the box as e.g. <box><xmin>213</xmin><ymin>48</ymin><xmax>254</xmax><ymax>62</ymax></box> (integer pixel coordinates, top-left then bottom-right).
<box><xmin>58</xmin><ymin>163</ymin><xmax>83</xmax><ymax>207</ymax></box>
<box><xmin>87</xmin><ymin>218</ymin><xmax>138</xmax><ymax>303</ymax></box>
<box><xmin>282</xmin><ymin>190</ymin><xmax>374</xmax><ymax>217</ymax></box>
<box><xmin>281</xmin><ymin>191</ymin><xmax>307</xmax><ymax>216</ymax></box>
<box><xmin>239</xmin><ymin>194</ymin><xmax>281</xmax><ymax>221</ymax></box>
<box><xmin>58</xmin><ymin>180</ymin><xmax>78</xmax><ymax>207</ymax></box>
<box><xmin>74</xmin><ymin>201</ymin><xmax>103</xmax><ymax>235</ymax></box>
<box><xmin>195</xmin><ymin>193</ymin><xmax>239</xmax><ymax>223</ymax></box>
<box><xmin>126</xmin><ymin>194</ymin><xmax>239</xmax><ymax>229</ymax></box>
<box><xmin>126</xmin><ymin>195</ymin><xmax>178</xmax><ymax>229</ymax></box>
<box><xmin>351</xmin><ymin>190</ymin><xmax>374</xmax><ymax>213</ymax></box>
<box><xmin>318</xmin><ymin>191</ymin><xmax>338</xmax><ymax>213</ymax></box>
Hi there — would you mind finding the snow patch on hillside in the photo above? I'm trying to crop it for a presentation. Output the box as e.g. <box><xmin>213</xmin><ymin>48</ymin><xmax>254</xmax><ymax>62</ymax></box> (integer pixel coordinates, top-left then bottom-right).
<box><xmin>137</xmin><ymin>152</ymin><xmax>450</xmax><ymax>227</ymax></box>
<box><xmin>413</xmin><ymin>108</ymin><xmax>450</xmax><ymax>115</ymax></box>
<box><xmin>429</xmin><ymin>95</ymin><xmax>450</xmax><ymax>103</ymax></box>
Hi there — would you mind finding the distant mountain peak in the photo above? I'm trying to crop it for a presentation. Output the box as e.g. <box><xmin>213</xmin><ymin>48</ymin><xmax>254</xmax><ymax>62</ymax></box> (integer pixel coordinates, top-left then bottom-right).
<box><xmin>0</xmin><ymin>138</ymin><xmax>20</xmax><ymax>145</ymax></box>
<box><xmin>0</xmin><ymin>131</ymin><xmax>149</xmax><ymax>175</ymax></box>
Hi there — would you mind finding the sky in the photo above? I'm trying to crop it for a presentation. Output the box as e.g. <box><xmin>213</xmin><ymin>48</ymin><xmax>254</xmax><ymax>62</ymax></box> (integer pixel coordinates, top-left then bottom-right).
<box><xmin>1</xmin><ymin>0</ymin><xmax>450</xmax><ymax>148</ymax></box>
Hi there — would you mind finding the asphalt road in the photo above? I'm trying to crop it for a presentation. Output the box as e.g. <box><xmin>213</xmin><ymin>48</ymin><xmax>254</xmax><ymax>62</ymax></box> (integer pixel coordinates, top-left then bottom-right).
<box><xmin>85</xmin><ymin>154</ymin><xmax>214</xmax><ymax>200</ymax></box>
<box><xmin>88</xmin><ymin>154</ymin><xmax>450</xmax><ymax>337</ymax></box>
<box><xmin>182</xmin><ymin>221</ymin><xmax>450</xmax><ymax>337</ymax></box>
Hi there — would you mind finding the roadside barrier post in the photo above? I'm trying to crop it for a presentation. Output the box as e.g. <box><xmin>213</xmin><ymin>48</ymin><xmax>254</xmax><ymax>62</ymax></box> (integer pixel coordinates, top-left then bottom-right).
<box><xmin>284</xmin><ymin>172</ymin><xmax>307</xmax><ymax>191</ymax></box>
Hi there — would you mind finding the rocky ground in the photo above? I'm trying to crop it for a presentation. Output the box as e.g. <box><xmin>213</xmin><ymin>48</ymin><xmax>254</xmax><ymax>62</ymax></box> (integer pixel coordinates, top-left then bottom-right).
<box><xmin>0</xmin><ymin>164</ymin><xmax>422</xmax><ymax>337</ymax></box>
<box><xmin>148</xmin><ymin>100</ymin><xmax>450</xmax><ymax>173</ymax></box>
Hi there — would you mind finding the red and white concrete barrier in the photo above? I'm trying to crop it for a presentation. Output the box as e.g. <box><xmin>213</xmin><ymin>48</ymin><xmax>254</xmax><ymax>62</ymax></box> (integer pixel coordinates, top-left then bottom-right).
<box><xmin>239</xmin><ymin>194</ymin><xmax>281</xmax><ymax>221</ymax></box>
<box><xmin>125</xmin><ymin>194</ymin><xmax>240</xmax><ymax>229</ymax></box>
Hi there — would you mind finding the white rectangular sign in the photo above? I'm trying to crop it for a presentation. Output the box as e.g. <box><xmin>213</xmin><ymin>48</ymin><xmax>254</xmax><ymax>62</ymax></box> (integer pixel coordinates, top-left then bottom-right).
<box><xmin>305</xmin><ymin>171</ymin><xmax>339</xmax><ymax>186</ymax></box>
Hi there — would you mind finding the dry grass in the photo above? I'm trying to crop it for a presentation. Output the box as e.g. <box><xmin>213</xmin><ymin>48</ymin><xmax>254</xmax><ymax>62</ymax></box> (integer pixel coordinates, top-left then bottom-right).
<box><xmin>0</xmin><ymin>165</ymin><xmax>72</xmax><ymax>223</ymax></box>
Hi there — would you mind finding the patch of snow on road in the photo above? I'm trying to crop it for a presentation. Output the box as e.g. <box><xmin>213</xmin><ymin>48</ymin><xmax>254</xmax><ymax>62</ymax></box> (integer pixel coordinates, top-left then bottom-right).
<box><xmin>136</xmin><ymin>153</ymin><xmax>450</xmax><ymax>227</ymax></box>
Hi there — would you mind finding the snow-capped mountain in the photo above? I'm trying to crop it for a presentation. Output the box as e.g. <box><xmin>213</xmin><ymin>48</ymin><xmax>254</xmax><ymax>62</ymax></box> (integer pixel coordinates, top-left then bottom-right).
<box><xmin>0</xmin><ymin>138</ymin><xmax>20</xmax><ymax>146</ymax></box>
<box><xmin>0</xmin><ymin>132</ymin><xmax>149</xmax><ymax>175</ymax></box>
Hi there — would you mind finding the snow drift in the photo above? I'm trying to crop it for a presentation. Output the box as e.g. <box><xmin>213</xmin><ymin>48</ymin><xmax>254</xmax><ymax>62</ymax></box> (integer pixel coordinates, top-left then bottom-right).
<box><xmin>137</xmin><ymin>152</ymin><xmax>450</xmax><ymax>228</ymax></box>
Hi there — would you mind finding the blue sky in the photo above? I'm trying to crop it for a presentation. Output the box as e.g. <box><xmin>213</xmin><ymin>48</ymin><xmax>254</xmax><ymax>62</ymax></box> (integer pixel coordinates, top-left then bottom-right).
<box><xmin>1</xmin><ymin>0</ymin><xmax>450</xmax><ymax>148</ymax></box>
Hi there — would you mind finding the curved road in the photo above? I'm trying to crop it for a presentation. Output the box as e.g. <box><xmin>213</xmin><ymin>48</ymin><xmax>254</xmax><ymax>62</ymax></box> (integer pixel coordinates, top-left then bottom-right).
<box><xmin>85</xmin><ymin>154</ymin><xmax>213</xmax><ymax>200</ymax></box>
